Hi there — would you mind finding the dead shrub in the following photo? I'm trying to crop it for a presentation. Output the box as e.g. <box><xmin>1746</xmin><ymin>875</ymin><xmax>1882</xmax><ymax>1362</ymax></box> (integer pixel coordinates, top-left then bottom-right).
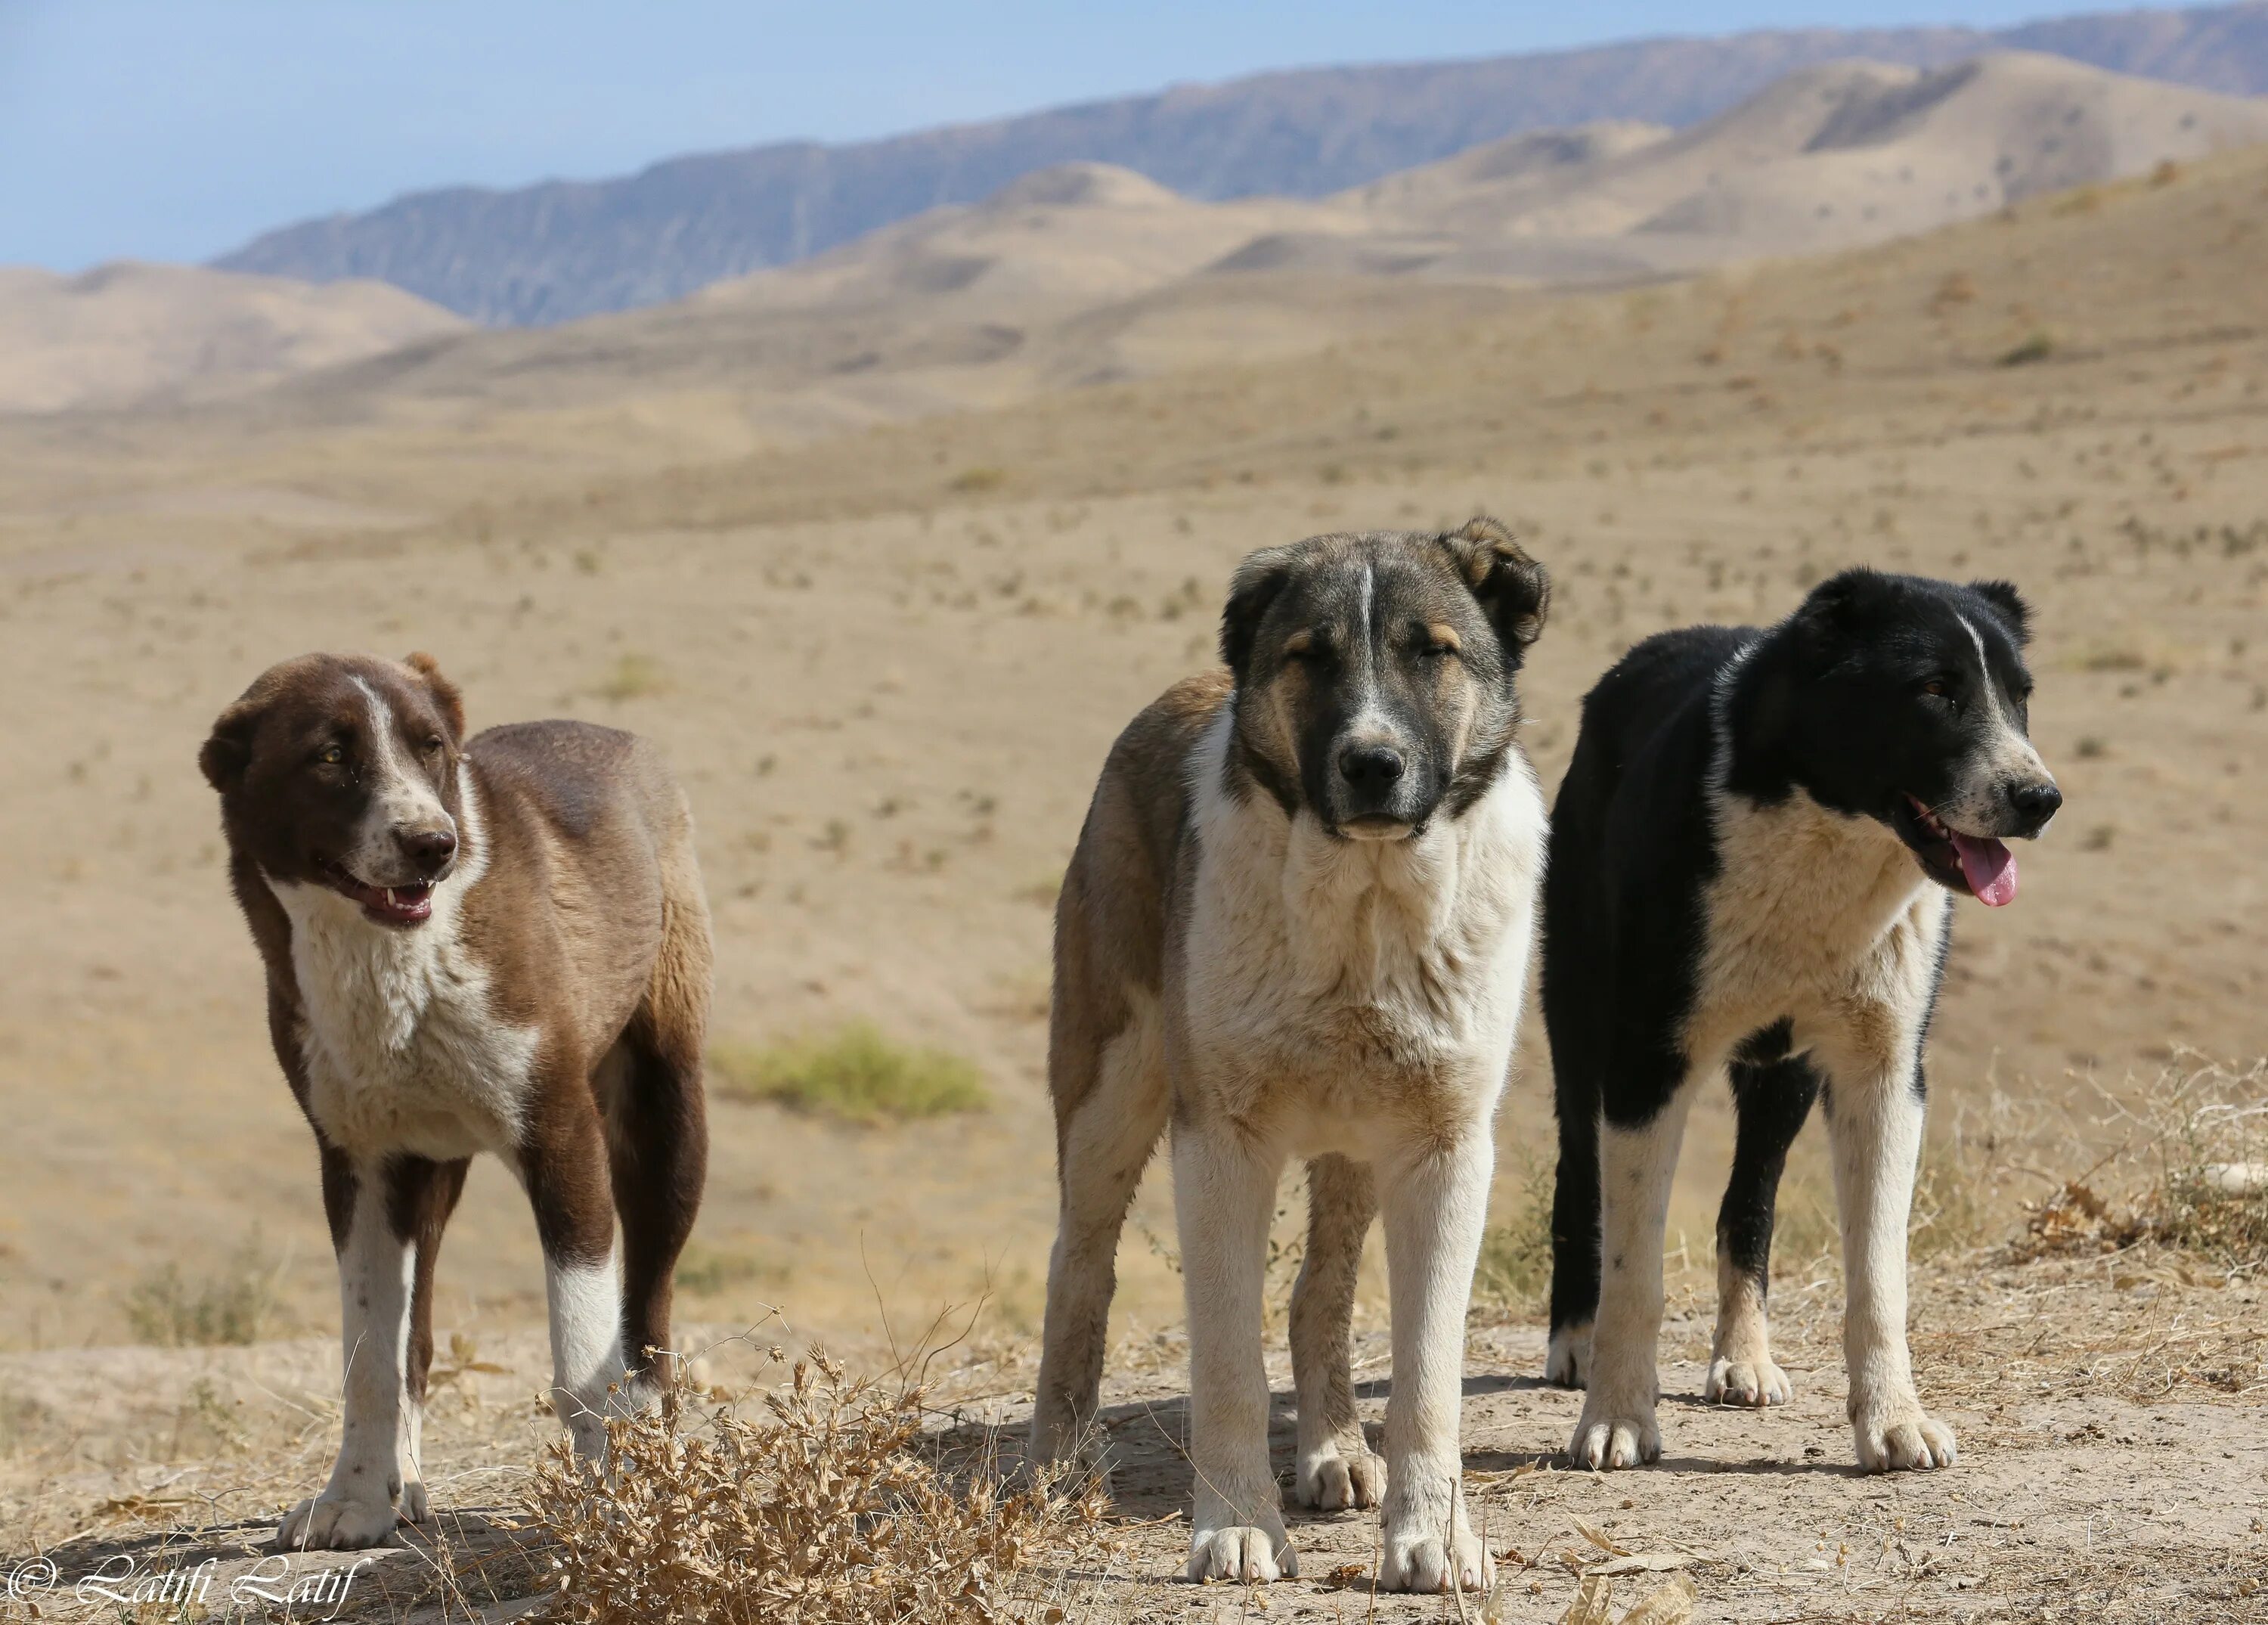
<box><xmin>2016</xmin><ymin>1052</ymin><xmax>2268</xmax><ymax>1268</ymax></box>
<box><xmin>528</xmin><ymin>1347</ymin><xmax>1111</xmax><ymax>1623</ymax></box>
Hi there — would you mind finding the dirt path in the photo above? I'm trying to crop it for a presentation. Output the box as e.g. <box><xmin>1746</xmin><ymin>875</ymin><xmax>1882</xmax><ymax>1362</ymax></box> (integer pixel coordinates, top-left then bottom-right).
<box><xmin>5</xmin><ymin>1251</ymin><xmax>2260</xmax><ymax>1622</ymax></box>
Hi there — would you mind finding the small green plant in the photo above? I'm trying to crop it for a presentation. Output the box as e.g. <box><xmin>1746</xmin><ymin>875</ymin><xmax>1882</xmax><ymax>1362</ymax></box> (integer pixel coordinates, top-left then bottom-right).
<box><xmin>676</xmin><ymin>1242</ymin><xmax>774</xmax><ymax>1298</ymax></box>
<box><xmin>948</xmin><ymin>466</ymin><xmax>1007</xmax><ymax>494</ymax></box>
<box><xmin>1997</xmin><ymin>331</ymin><xmax>2056</xmax><ymax>367</ymax></box>
<box><xmin>1474</xmin><ymin>1151</ymin><xmax>1555</xmax><ymax>1311</ymax></box>
<box><xmin>711</xmin><ymin>1023</ymin><xmax>990</xmax><ymax>1124</ymax></box>
<box><xmin>124</xmin><ymin>1236</ymin><xmax>281</xmax><ymax>1347</ymax></box>
<box><xmin>593</xmin><ymin>653</ymin><xmax>668</xmax><ymax>702</ymax></box>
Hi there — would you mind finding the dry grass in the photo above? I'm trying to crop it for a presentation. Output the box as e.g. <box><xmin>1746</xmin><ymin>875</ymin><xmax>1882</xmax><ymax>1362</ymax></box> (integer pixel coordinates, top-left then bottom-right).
<box><xmin>120</xmin><ymin>1234</ymin><xmax>286</xmax><ymax>1347</ymax></box>
<box><xmin>2018</xmin><ymin>1051</ymin><xmax>2268</xmax><ymax>1271</ymax></box>
<box><xmin>591</xmin><ymin>651</ymin><xmax>671</xmax><ymax>702</ymax></box>
<box><xmin>1476</xmin><ymin>1148</ymin><xmax>1557</xmax><ymax>1313</ymax></box>
<box><xmin>711</xmin><ymin>1023</ymin><xmax>992</xmax><ymax>1124</ymax></box>
<box><xmin>527</xmin><ymin>1345</ymin><xmax>1112</xmax><ymax>1623</ymax></box>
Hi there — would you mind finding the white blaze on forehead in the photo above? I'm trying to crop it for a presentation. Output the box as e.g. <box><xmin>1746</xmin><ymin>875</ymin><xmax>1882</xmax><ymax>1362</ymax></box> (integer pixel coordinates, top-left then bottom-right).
<box><xmin>1956</xmin><ymin>616</ymin><xmax>2041</xmax><ymax>758</ymax></box>
<box><xmin>1944</xmin><ymin>615</ymin><xmax>2047</xmax><ymax>830</ymax></box>
<box><xmin>1342</xmin><ymin>560</ymin><xmax>1390</xmax><ymax>733</ymax></box>
<box><xmin>345</xmin><ymin>674</ymin><xmax>453</xmax><ymax>881</ymax></box>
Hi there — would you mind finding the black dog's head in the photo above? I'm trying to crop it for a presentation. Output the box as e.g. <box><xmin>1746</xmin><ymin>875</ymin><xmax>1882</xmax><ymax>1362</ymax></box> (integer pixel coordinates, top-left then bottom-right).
<box><xmin>1219</xmin><ymin>517</ymin><xmax>1550</xmax><ymax>839</ymax></box>
<box><xmin>200</xmin><ymin>653</ymin><xmax>468</xmax><ymax>929</ymax></box>
<box><xmin>1732</xmin><ymin>569</ymin><xmax>2062</xmax><ymax>906</ymax></box>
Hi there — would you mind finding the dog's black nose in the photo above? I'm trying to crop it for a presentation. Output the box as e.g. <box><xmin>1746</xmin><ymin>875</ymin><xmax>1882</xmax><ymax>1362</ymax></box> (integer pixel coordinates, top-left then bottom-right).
<box><xmin>398</xmin><ymin>826</ymin><xmax>458</xmax><ymax>876</ymax></box>
<box><xmin>2007</xmin><ymin>779</ymin><xmax>2062</xmax><ymax>831</ymax></box>
<box><xmin>1337</xmin><ymin>744</ymin><xmax>1406</xmax><ymax>788</ymax></box>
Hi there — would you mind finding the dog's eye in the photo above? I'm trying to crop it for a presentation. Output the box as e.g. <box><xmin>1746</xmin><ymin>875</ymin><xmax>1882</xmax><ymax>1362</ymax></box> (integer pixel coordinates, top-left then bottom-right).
<box><xmin>423</xmin><ymin>737</ymin><xmax>446</xmax><ymax>755</ymax></box>
<box><xmin>1921</xmin><ymin>678</ymin><xmax>1954</xmax><ymax>699</ymax></box>
<box><xmin>1413</xmin><ymin>623</ymin><xmax>1461</xmax><ymax>660</ymax></box>
<box><xmin>316</xmin><ymin>743</ymin><xmax>345</xmax><ymax>766</ymax></box>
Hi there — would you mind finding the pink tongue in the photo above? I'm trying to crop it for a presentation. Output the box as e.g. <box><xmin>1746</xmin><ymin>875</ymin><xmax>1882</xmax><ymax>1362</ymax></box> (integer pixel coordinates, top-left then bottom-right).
<box><xmin>1951</xmin><ymin>833</ymin><xmax>2018</xmax><ymax>907</ymax></box>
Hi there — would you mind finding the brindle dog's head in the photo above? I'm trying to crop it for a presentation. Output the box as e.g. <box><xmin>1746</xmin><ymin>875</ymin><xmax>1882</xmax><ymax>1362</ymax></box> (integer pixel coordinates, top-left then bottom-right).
<box><xmin>1220</xmin><ymin>517</ymin><xmax>1550</xmax><ymax>839</ymax></box>
<box><xmin>200</xmin><ymin>653</ymin><xmax>467</xmax><ymax>928</ymax></box>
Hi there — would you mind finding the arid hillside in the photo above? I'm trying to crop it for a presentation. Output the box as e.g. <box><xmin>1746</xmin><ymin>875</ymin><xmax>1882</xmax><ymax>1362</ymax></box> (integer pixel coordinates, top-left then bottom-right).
<box><xmin>124</xmin><ymin>52</ymin><xmax>2262</xmax><ymax>448</ymax></box>
<box><xmin>2</xmin><ymin>138</ymin><xmax>2262</xmax><ymax>1350</ymax></box>
<box><xmin>0</xmin><ymin>262</ymin><xmax>466</xmax><ymax>414</ymax></box>
<box><xmin>0</xmin><ymin>129</ymin><xmax>2263</xmax><ymax>1625</ymax></box>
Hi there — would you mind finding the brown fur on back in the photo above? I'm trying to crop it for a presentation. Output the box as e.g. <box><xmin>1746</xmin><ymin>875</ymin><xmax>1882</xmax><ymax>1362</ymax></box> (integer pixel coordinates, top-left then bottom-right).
<box><xmin>1048</xmin><ymin>670</ymin><xmax>1228</xmax><ymax>1138</ymax></box>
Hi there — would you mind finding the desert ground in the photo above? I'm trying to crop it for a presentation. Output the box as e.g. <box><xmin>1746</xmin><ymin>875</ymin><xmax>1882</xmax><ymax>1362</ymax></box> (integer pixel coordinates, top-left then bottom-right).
<box><xmin>2</xmin><ymin>137</ymin><xmax>2265</xmax><ymax>1620</ymax></box>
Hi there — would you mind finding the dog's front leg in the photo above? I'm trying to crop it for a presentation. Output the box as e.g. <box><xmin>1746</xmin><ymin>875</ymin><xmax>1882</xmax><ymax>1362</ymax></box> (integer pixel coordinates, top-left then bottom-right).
<box><xmin>1375</xmin><ymin>1132</ymin><xmax>1492</xmax><ymax>1593</ymax></box>
<box><xmin>1174</xmin><ymin>1123</ymin><xmax>1293</xmax><ymax>1583</ymax></box>
<box><xmin>279</xmin><ymin>1152</ymin><xmax>414</xmax><ymax>1551</ymax></box>
<box><xmin>1817</xmin><ymin>1037</ymin><xmax>1957</xmax><ymax>1472</ymax></box>
<box><xmin>1569</xmin><ymin>1070</ymin><xmax>1694</xmax><ymax>1470</ymax></box>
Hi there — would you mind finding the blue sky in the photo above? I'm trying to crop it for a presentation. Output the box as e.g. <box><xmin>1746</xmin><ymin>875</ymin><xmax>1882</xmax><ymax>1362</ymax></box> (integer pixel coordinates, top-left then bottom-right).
<box><xmin>2</xmin><ymin>2</ymin><xmax>2087</xmax><ymax>270</ymax></box>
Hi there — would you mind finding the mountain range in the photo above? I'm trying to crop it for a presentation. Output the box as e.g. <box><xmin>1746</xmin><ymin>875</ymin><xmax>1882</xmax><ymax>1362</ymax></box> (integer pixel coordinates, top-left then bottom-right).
<box><xmin>212</xmin><ymin>2</ymin><xmax>2268</xmax><ymax>325</ymax></box>
<box><xmin>177</xmin><ymin>51</ymin><xmax>2265</xmax><ymax>439</ymax></box>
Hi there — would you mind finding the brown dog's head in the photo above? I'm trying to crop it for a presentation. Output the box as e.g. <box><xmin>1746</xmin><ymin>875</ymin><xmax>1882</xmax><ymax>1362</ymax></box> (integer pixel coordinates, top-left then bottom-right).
<box><xmin>1219</xmin><ymin>517</ymin><xmax>1549</xmax><ymax>839</ymax></box>
<box><xmin>200</xmin><ymin>653</ymin><xmax>467</xmax><ymax>928</ymax></box>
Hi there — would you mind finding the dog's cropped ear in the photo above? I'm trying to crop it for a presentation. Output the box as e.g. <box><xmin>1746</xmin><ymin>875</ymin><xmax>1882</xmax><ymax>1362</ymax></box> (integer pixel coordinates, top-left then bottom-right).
<box><xmin>1219</xmin><ymin>547</ymin><xmax>1297</xmax><ymax>684</ymax></box>
<box><xmin>1966</xmin><ymin>579</ymin><xmax>2032</xmax><ymax>647</ymax></box>
<box><xmin>199</xmin><ymin>696</ymin><xmax>264</xmax><ymax>795</ymax></box>
<box><xmin>404</xmin><ymin>652</ymin><xmax>466</xmax><ymax>741</ymax></box>
<box><xmin>1442</xmin><ymin>516</ymin><xmax>1550</xmax><ymax>655</ymax></box>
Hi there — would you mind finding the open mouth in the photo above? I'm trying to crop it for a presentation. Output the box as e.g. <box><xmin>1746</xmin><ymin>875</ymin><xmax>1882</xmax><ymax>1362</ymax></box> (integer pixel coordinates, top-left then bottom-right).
<box><xmin>1891</xmin><ymin>795</ymin><xmax>2018</xmax><ymax>907</ymax></box>
<box><xmin>318</xmin><ymin>859</ymin><xmax>436</xmax><ymax>927</ymax></box>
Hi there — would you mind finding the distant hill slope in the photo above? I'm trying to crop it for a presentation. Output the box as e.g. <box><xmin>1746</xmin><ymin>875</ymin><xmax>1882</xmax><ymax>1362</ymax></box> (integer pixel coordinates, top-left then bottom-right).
<box><xmin>0</xmin><ymin>262</ymin><xmax>466</xmax><ymax>414</ymax></box>
<box><xmin>212</xmin><ymin>3</ymin><xmax>2268</xmax><ymax>325</ymax></box>
<box><xmin>1328</xmin><ymin>51</ymin><xmax>2268</xmax><ymax>281</ymax></box>
<box><xmin>252</xmin><ymin>53</ymin><xmax>2266</xmax><ymax>443</ymax></box>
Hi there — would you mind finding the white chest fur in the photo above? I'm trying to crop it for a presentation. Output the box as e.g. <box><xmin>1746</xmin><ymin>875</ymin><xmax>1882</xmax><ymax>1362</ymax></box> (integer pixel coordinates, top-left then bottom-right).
<box><xmin>266</xmin><ymin>783</ymin><xmax>537</xmax><ymax>1162</ymax></box>
<box><xmin>1180</xmin><ymin>710</ymin><xmax>1546</xmax><ymax>1140</ymax></box>
<box><xmin>1692</xmin><ymin>780</ymin><xmax>1950</xmax><ymax>1065</ymax></box>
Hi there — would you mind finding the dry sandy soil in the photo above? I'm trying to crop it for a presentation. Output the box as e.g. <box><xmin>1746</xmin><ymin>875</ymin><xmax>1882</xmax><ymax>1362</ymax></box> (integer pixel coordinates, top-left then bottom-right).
<box><xmin>1</xmin><ymin>138</ymin><xmax>2264</xmax><ymax>1620</ymax></box>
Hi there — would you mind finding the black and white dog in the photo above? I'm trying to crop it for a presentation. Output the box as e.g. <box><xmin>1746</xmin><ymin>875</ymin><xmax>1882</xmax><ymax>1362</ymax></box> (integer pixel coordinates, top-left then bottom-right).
<box><xmin>1541</xmin><ymin>569</ymin><xmax>2061</xmax><ymax>1472</ymax></box>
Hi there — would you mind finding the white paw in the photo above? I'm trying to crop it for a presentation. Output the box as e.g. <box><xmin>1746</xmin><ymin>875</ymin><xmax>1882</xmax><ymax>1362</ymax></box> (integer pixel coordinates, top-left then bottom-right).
<box><xmin>1380</xmin><ymin>1527</ymin><xmax>1493</xmax><ymax>1594</ymax></box>
<box><xmin>275</xmin><ymin>1491</ymin><xmax>401</xmax><ymax>1551</ymax></box>
<box><xmin>1294</xmin><ymin>1444</ymin><xmax>1384</xmax><ymax>1511</ymax></box>
<box><xmin>1706</xmin><ymin>1354</ymin><xmax>1792</xmax><ymax>1407</ymax></box>
<box><xmin>1185</xmin><ymin>1520</ymin><xmax>1297</xmax><ymax>1583</ymax></box>
<box><xmin>1545</xmin><ymin>1322</ymin><xmax>1591</xmax><ymax>1388</ymax></box>
<box><xmin>1569</xmin><ymin>1398</ymin><xmax>1661</xmax><ymax>1470</ymax></box>
<box><xmin>398</xmin><ymin>1477</ymin><xmax>431</xmax><ymax>1523</ymax></box>
<box><xmin>1853</xmin><ymin>1400</ymin><xmax>1958</xmax><ymax>1472</ymax></box>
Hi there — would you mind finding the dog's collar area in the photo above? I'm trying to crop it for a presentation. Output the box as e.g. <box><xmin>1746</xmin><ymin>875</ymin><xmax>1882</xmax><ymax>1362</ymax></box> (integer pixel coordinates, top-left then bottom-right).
<box><xmin>1891</xmin><ymin>795</ymin><xmax>2018</xmax><ymax>907</ymax></box>
<box><xmin>317</xmin><ymin>857</ymin><xmax>438</xmax><ymax>927</ymax></box>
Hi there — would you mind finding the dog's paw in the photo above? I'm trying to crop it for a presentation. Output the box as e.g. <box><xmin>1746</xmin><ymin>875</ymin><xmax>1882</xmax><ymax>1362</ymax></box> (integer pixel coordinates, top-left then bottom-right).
<box><xmin>1185</xmin><ymin>1520</ymin><xmax>1297</xmax><ymax>1583</ymax></box>
<box><xmin>1545</xmin><ymin>1322</ymin><xmax>1591</xmax><ymax>1388</ymax></box>
<box><xmin>275</xmin><ymin>1491</ymin><xmax>401</xmax><ymax>1552</ymax></box>
<box><xmin>1294</xmin><ymin>1443</ymin><xmax>1384</xmax><ymax>1512</ymax></box>
<box><xmin>1706</xmin><ymin>1354</ymin><xmax>1792</xmax><ymax>1407</ymax></box>
<box><xmin>1853</xmin><ymin>1400</ymin><xmax>1958</xmax><ymax>1472</ymax></box>
<box><xmin>1568</xmin><ymin>1399</ymin><xmax>1661</xmax><ymax>1471</ymax></box>
<box><xmin>1380</xmin><ymin>1526</ymin><xmax>1492</xmax><ymax>1594</ymax></box>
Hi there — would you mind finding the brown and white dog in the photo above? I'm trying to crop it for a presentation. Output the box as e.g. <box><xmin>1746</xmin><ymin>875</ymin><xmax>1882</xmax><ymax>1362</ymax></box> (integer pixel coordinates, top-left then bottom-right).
<box><xmin>200</xmin><ymin>653</ymin><xmax>711</xmax><ymax>1551</ymax></box>
<box><xmin>1030</xmin><ymin>520</ymin><xmax>1551</xmax><ymax>1592</ymax></box>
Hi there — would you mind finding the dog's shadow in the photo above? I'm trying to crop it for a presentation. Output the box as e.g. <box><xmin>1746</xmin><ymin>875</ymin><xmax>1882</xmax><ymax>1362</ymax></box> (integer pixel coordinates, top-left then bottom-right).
<box><xmin>935</xmin><ymin>1368</ymin><xmax>1850</xmax><ymax>1518</ymax></box>
<box><xmin>936</xmin><ymin>1372</ymin><xmax>1560</xmax><ymax>1522</ymax></box>
<box><xmin>28</xmin><ymin>1506</ymin><xmax>552</xmax><ymax>1610</ymax></box>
